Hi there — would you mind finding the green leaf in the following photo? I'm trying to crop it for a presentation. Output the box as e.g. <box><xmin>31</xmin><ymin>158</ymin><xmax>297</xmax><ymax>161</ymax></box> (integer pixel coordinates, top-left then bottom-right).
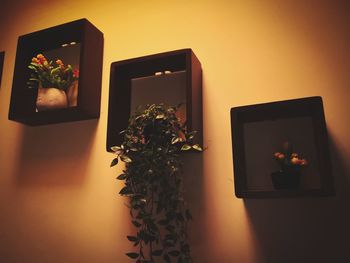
<box><xmin>110</xmin><ymin>158</ymin><xmax>118</xmax><ymax>167</ymax></box>
<box><xmin>119</xmin><ymin>186</ymin><xmax>132</xmax><ymax>195</ymax></box>
<box><xmin>28</xmin><ymin>65</ymin><xmax>38</xmax><ymax>71</ymax></box>
<box><xmin>116</xmin><ymin>174</ymin><xmax>127</xmax><ymax>180</ymax></box>
<box><xmin>139</xmin><ymin>231</ymin><xmax>155</xmax><ymax>244</ymax></box>
<box><xmin>120</xmin><ymin>155</ymin><xmax>132</xmax><ymax>163</ymax></box>
<box><xmin>50</xmin><ymin>67</ymin><xmax>60</xmax><ymax>75</ymax></box>
<box><xmin>181</xmin><ymin>144</ymin><xmax>191</xmax><ymax>151</ymax></box>
<box><xmin>132</xmin><ymin>220</ymin><xmax>142</xmax><ymax>227</ymax></box>
<box><xmin>192</xmin><ymin>144</ymin><xmax>203</xmax><ymax>151</ymax></box>
<box><xmin>127</xmin><ymin>235</ymin><xmax>138</xmax><ymax>242</ymax></box>
<box><xmin>169</xmin><ymin>250</ymin><xmax>180</xmax><ymax>257</ymax></box>
<box><xmin>30</xmin><ymin>62</ymin><xmax>41</xmax><ymax>67</ymax></box>
<box><xmin>156</xmin><ymin>114</ymin><xmax>165</xmax><ymax>120</ymax></box>
<box><xmin>171</xmin><ymin>137</ymin><xmax>181</xmax><ymax>144</ymax></box>
<box><xmin>126</xmin><ymin>252</ymin><xmax>139</xmax><ymax>259</ymax></box>
<box><xmin>111</xmin><ymin>146</ymin><xmax>122</xmax><ymax>152</ymax></box>
<box><xmin>117</xmin><ymin>174</ymin><xmax>127</xmax><ymax>180</ymax></box>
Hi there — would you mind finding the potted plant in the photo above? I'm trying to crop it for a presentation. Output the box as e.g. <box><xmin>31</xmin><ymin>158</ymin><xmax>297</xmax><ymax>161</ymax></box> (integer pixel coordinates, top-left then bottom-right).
<box><xmin>271</xmin><ymin>141</ymin><xmax>308</xmax><ymax>189</ymax></box>
<box><xmin>27</xmin><ymin>53</ymin><xmax>79</xmax><ymax>111</ymax></box>
<box><xmin>111</xmin><ymin>104</ymin><xmax>202</xmax><ymax>263</ymax></box>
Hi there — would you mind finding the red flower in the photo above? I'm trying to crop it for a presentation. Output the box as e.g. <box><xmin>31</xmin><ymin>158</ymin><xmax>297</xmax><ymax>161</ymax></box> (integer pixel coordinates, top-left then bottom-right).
<box><xmin>73</xmin><ymin>69</ymin><xmax>79</xmax><ymax>78</ymax></box>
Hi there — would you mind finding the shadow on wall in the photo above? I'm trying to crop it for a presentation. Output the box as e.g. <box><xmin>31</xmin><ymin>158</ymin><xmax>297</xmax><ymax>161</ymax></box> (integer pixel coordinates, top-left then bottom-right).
<box><xmin>243</xmin><ymin>135</ymin><xmax>350</xmax><ymax>263</ymax></box>
<box><xmin>182</xmin><ymin>152</ymin><xmax>205</xmax><ymax>262</ymax></box>
<box><xmin>13</xmin><ymin>119</ymin><xmax>98</xmax><ymax>187</ymax></box>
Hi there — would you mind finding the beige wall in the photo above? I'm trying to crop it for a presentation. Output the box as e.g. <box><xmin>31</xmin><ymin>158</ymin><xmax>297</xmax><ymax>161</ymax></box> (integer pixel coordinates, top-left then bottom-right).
<box><xmin>1</xmin><ymin>0</ymin><xmax>349</xmax><ymax>262</ymax></box>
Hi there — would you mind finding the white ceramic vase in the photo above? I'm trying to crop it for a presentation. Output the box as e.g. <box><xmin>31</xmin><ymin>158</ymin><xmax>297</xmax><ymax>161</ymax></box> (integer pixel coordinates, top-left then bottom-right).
<box><xmin>36</xmin><ymin>87</ymin><xmax>68</xmax><ymax>111</ymax></box>
<box><xmin>66</xmin><ymin>80</ymin><xmax>78</xmax><ymax>107</ymax></box>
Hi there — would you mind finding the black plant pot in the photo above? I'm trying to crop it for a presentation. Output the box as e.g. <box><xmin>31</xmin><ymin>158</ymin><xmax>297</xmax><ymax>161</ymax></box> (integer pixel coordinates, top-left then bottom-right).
<box><xmin>271</xmin><ymin>169</ymin><xmax>301</xmax><ymax>190</ymax></box>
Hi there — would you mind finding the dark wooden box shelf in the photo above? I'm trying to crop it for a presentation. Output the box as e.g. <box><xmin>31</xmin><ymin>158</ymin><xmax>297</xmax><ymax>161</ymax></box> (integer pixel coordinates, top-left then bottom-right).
<box><xmin>8</xmin><ymin>18</ymin><xmax>103</xmax><ymax>125</ymax></box>
<box><xmin>230</xmin><ymin>96</ymin><xmax>334</xmax><ymax>198</ymax></box>
<box><xmin>106</xmin><ymin>49</ymin><xmax>202</xmax><ymax>152</ymax></box>
<box><xmin>0</xmin><ymin>51</ymin><xmax>4</xmax><ymax>87</ymax></box>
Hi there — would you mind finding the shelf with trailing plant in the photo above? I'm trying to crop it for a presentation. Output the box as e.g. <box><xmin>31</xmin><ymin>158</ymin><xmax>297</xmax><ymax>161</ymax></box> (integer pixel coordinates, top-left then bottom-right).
<box><xmin>106</xmin><ymin>49</ymin><xmax>202</xmax><ymax>152</ymax></box>
<box><xmin>8</xmin><ymin>18</ymin><xmax>103</xmax><ymax>125</ymax></box>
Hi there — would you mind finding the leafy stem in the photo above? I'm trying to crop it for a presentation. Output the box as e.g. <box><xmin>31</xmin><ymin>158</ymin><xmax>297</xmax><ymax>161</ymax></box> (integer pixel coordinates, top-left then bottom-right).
<box><xmin>111</xmin><ymin>104</ymin><xmax>201</xmax><ymax>263</ymax></box>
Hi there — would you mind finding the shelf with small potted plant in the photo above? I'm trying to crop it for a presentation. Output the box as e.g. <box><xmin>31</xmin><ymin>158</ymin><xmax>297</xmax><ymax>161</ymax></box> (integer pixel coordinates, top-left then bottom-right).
<box><xmin>9</xmin><ymin>18</ymin><xmax>103</xmax><ymax>125</ymax></box>
<box><xmin>27</xmin><ymin>54</ymin><xmax>79</xmax><ymax>112</ymax></box>
<box><xmin>271</xmin><ymin>141</ymin><xmax>308</xmax><ymax>190</ymax></box>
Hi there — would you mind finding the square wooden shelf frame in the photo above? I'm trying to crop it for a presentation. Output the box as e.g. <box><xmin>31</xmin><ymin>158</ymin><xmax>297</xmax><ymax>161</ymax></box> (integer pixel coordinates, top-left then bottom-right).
<box><xmin>230</xmin><ymin>96</ymin><xmax>334</xmax><ymax>198</ymax></box>
<box><xmin>0</xmin><ymin>51</ymin><xmax>4</xmax><ymax>87</ymax></box>
<box><xmin>9</xmin><ymin>18</ymin><xmax>103</xmax><ymax>125</ymax></box>
<box><xmin>106</xmin><ymin>49</ymin><xmax>202</xmax><ymax>152</ymax></box>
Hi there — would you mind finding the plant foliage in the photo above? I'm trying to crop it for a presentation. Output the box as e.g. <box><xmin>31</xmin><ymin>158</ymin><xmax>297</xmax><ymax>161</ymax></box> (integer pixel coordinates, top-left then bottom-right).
<box><xmin>111</xmin><ymin>104</ymin><xmax>202</xmax><ymax>263</ymax></box>
<box><xmin>27</xmin><ymin>53</ymin><xmax>79</xmax><ymax>91</ymax></box>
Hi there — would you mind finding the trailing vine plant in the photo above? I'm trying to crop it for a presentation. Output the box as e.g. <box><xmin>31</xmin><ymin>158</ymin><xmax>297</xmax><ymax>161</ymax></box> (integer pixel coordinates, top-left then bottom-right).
<box><xmin>111</xmin><ymin>104</ymin><xmax>202</xmax><ymax>263</ymax></box>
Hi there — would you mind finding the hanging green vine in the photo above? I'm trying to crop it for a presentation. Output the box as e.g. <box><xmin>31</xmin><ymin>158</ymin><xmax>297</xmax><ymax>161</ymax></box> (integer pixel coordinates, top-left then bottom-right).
<box><xmin>111</xmin><ymin>104</ymin><xmax>202</xmax><ymax>263</ymax></box>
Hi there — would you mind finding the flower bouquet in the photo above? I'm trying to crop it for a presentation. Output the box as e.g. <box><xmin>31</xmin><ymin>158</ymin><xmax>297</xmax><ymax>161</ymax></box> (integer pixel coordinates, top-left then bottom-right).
<box><xmin>27</xmin><ymin>54</ymin><xmax>79</xmax><ymax>111</ymax></box>
<box><xmin>271</xmin><ymin>141</ymin><xmax>308</xmax><ymax>189</ymax></box>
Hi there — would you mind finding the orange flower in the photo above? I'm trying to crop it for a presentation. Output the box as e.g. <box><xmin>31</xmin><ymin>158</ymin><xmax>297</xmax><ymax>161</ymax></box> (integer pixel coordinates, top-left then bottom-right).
<box><xmin>291</xmin><ymin>157</ymin><xmax>300</xmax><ymax>165</ymax></box>
<box><xmin>32</xmin><ymin>57</ymin><xmax>39</xmax><ymax>64</ymax></box>
<box><xmin>56</xmin><ymin>59</ymin><xmax>65</xmax><ymax>70</ymax></box>
<box><xmin>56</xmin><ymin>59</ymin><xmax>63</xmax><ymax>66</ymax></box>
<box><xmin>36</xmin><ymin>54</ymin><xmax>47</xmax><ymax>64</ymax></box>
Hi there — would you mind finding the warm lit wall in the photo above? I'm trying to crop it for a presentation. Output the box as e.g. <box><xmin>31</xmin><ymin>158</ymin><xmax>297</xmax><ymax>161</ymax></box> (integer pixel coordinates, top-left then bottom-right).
<box><xmin>1</xmin><ymin>1</ymin><xmax>349</xmax><ymax>262</ymax></box>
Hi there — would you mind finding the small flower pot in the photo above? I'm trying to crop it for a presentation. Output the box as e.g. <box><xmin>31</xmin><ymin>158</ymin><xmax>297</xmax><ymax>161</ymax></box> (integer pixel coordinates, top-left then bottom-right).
<box><xmin>36</xmin><ymin>87</ymin><xmax>68</xmax><ymax>111</ymax></box>
<box><xmin>271</xmin><ymin>169</ymin><xmax>301</xmax><ymax>190</ymax></box>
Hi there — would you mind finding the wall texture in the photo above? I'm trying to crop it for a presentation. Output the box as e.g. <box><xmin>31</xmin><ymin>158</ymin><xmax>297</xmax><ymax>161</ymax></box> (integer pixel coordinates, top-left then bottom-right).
<box><xmin>0</xmin><ymin>1</ymin><xmax>349</xmax><ymax>262</ymax></box>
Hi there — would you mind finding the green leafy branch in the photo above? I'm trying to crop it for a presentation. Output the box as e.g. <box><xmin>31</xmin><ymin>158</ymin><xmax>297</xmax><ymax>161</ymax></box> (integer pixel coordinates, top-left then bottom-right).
<box><xmin>111</xmin><ymin>104</ymin><xmax>202</xmax><ymax>263</ymax></box>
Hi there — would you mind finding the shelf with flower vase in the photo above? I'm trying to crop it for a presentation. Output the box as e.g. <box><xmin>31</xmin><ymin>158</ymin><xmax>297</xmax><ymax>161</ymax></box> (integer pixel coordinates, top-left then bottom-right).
<box><xmin>9</xmin><ymin>18</ymin><xmax>103</xmax><ymax>125</ymax></box>
<box><xmin>230</xmin><ymin>97</ymin><xmax>335</xmax><ymax>198</ymax></box>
